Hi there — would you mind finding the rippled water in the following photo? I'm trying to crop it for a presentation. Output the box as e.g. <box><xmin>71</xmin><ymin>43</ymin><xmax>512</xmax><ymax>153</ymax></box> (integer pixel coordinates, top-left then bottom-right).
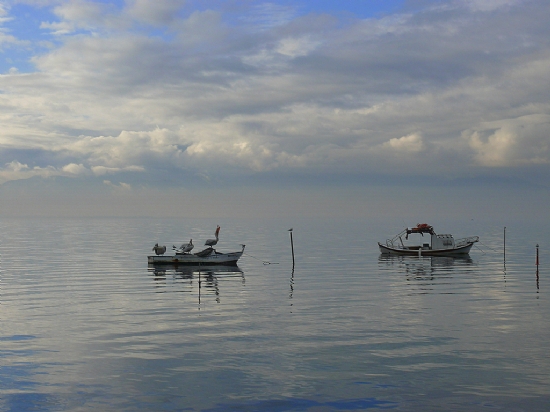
<box><xmin>0</xmin><ymin>218</ymin><xmax>548</xmax><ymax>411</ymax></box>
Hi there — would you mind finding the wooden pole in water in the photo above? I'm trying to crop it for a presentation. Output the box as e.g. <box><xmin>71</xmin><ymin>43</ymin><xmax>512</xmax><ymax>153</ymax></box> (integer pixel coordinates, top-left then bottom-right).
<box><xmin>289</xmin><ymin>228</ymin><xmax>295</xmax><ymax>268</ymax></box>
<box><xmin>504</xmin><ymin>226</ymin><xmax>506</xmax><ymax>263</ymax></box>
<box><xmin>198</xmin><ymin>262</ymin><xmax>202</xmax><ymax>306</ymax></box>
<box><xmin>536</xmin><ymin>243</ymin><xmax>539</xmax><ymax>293</ymax></box>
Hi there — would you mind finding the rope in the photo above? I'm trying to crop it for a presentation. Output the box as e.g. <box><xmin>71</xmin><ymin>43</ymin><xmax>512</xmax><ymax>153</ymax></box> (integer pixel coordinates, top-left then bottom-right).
<box><xmin>474</xmin><ymin>244</ymin><xmax>486</xmax><ymax>254</ymax></box>
<box><xmin>243</xmin><ymin>252</ymin><xmax>279</xmax><ymax>265</ymax></box>
<box><xmin>477</xmin><ymin>241</ymin><xmax>500</xmax><ymax>253</ymax></box>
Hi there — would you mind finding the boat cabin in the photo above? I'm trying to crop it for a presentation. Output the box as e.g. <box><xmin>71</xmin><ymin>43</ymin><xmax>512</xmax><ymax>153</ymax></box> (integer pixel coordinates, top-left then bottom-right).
<box><xmin>397</xmin><ymin>224</ymin><xmax>457</xmax><ymax>250</ymax></box>
<box><xmin>431</xmin><ymin>234</ymin><xmax>455</xmax><ymax>250</ymax></box>
<box><xmin>403</xmin><ymin>233</ymin><xmax>455</xmax><ymax>251</ymax></box>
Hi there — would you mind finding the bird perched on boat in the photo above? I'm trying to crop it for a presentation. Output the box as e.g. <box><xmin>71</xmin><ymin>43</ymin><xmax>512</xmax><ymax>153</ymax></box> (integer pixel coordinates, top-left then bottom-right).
<box><xmin>205</xmin><ymin>225</ymin><xmax>220</xmax><ymax>248</ymax></box>
<box><xmin>152</xmin><ymin>243</ymin><xmax>167</xmax><ymax>255</ymax></box>
<box><xmin>179</xmin><ymin>239</ymin><xmax>194</xmax><ymax>254</ymax></box>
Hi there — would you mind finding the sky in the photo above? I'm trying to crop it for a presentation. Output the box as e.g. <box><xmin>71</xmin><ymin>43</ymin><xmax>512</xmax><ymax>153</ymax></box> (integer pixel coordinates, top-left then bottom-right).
<box><xmin>0</xmin><ymin>0</ymin><xmax>549</xmax><ymax>219</ymax></box>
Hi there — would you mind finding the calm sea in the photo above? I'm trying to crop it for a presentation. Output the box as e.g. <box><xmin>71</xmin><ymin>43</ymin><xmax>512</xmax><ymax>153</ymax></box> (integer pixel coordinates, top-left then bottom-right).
<box><xmin>0</xmin><ymin>217</ymin><xmax>548</xmax><ymax>412</ymax></box>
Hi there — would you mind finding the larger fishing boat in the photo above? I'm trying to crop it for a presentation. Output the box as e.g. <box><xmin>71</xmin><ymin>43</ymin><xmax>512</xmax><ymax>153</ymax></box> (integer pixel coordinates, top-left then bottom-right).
<box><xmin>378</xmin><ymin>224</ymin><xmax>478</xmax><ymax>256</ymax></box>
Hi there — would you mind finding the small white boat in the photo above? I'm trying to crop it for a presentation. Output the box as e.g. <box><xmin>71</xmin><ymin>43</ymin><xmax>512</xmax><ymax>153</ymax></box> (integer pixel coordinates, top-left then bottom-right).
<box><xmin>378</xmin><ymin>224</ymin><xmax>478</xmax><ymax>256</ymax></box>
<box><xmin>148</xmin><ymin>244</ymin><xmax>245</xmax><ymax>265</ymax></box>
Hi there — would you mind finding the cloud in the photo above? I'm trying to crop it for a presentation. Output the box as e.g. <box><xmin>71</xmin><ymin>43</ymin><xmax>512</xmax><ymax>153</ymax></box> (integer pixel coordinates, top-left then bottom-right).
<box><xmin>0</xmin><ymin>2</ymin><xmax>12</xmax><ymax>24</ymax></box>
<box><xmin>178</xmin><ymin>10</ymin><xmax>227</xmax><ymax>48</ymax></box>
<box><xmin>103</xmin><ymin>179</ymin><xmax>132</xmax><ymax>191</ymax></box>
<box><xmin>62</xmin><ymin>162</ymin><xmax>89</xmax><ymax>174</ymax></box>
<box><xmin>241</xmin><ymin>3</ymin><xmax>297</xmax><ymax>31</ymax></box>
<box><xmin>382</xmin><ymin>133</ymin><xmax>424</xmax><ymax>153</ymax></box>
<box><xmin>464</xmin><ymin>0</ymin><xmax>522</xmax><ymax>12</ymax></box>
<box><xmin>39</xmin><ymin>0</ymin><xmax>113</xmax><ymax>35</ymax></box>
<box><xmin>276</xmin><ymin>36</ymin><xmax>320</xmax><ymax>57</ymax></box>
<box><xmin>53</xmin><ymin>0</ymin><xmax>106</xmax><ymax>22</ymax></box>
<box><xmin>0</xmin><ymin>160</ymin><xmax>87</xmax><ymax>184</ymax></box>
<box><xmin>92</xmin><ymin>165</ymin><xmax>145</xmax><ymax>176</ymax></box>
<box><xmin>40</xmin><ymin>20</ymin><xmax>76</xmax><ymax>36</ymax></box>
<box><xmin>0</xmin><ymin>3</ymin><xmax>26</xmax><ymax>50</ymax></box>
<box><xmin>68</xmin><ymin>129</ymin><xmax>183</xmax><ymax>169</ymax></box>
<box><xmin>126</xmin><ymin>0</ymin><xmax>185</xmax><ymax>26</ymax></box>
<box><xmin>464</xmin><ymin>114</ymin><xmax>550</xmax><ymax>167</ymax></box>
<box><xmin>0</xmin><ymin>0</ymin><xmax>548</xmax><ymax>192</ymax></box>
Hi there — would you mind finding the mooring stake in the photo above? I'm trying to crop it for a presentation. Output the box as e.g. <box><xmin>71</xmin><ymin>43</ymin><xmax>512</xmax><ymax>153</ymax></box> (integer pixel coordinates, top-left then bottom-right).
<box><xmin>289</xmin><ymin>228</ymin><xmax>295</xmax><ymax>268</ymax></box>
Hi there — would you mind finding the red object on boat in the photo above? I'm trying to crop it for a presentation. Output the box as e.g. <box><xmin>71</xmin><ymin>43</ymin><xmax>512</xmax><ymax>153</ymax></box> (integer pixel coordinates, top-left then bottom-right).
<box><xmin>407</xmin><ymin>223</ymin><xmax>434</xmax><ymax>236</ymax></box>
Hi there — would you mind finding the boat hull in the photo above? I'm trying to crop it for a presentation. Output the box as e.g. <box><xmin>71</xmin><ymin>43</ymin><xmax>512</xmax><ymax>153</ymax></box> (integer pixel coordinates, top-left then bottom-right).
<box><xmin>378</xmin><ymin>242</ymin><xmax>475</xmax><ymax>256</ymax></box>
<box><xmin>148</xmin><ymin>250</ymin><xmax>244</xmax><ymax>265</ymax></box>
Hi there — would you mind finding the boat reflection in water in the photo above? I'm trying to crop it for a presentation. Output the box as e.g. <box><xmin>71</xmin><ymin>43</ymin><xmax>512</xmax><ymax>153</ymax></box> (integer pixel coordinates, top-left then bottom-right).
<box><xmin>147</xmin><ymin>264</ymin><xmax>244</xmax><ymax>303</ymax></box>
<box><xmin>379</xmin><ymin>254</ymin><xmax>474</xmax><ymax>267</ymax></box>
<box><xmin>379</xmin><ymin>255</ymin><xmax>475</xmax><ymax>294</ymax></box>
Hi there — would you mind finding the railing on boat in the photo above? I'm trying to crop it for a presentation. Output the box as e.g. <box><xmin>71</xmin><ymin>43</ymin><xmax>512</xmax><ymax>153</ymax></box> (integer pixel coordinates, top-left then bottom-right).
<box><xmin>384</xmin><ymin>229</ymin><xmax>409</xmax><ymax>249</ymax></box>
<box><xmin>384</xmin><ymin>240</ymin><xmax>401</xmax><ymax>248</ymax></box>
<box><xmin>454</xmin><ymin>236</ymin><xmax>479</xmax><ymax>248</ymax></box>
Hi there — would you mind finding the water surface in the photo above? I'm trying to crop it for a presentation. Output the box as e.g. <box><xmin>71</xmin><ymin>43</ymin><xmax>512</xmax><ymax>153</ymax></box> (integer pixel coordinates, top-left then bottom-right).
<box><xmin>0</xmin><ymin>218</ymin><xmax>547</xmax><ymax>411</ymax></box>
